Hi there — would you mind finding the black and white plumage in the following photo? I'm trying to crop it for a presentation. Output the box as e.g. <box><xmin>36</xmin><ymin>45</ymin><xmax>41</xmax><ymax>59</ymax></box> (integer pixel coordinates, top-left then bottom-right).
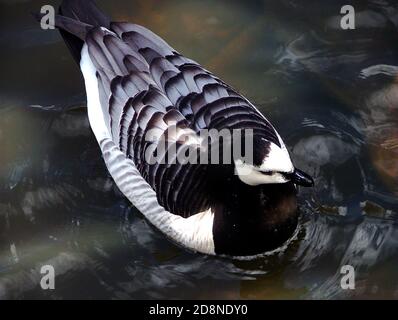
<box><xmin>47</xmin><ymin>0</ymin><xmax>314</xmax><ymax>257</ymax></box>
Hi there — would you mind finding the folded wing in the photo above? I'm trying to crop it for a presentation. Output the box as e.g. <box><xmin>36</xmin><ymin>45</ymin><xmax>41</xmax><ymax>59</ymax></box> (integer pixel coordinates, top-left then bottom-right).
<box><xmin>81</xmin><ymin>23</ymin><xmax>282</xmax><ymax>217</ymax></box>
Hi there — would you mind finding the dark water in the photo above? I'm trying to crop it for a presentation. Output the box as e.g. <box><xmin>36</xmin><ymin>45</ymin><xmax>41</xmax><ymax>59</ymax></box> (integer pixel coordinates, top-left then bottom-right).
<box><xmin>1</xmin><ymin>0</ymin><xmax>398</xmax><ymax>299</ymax></box>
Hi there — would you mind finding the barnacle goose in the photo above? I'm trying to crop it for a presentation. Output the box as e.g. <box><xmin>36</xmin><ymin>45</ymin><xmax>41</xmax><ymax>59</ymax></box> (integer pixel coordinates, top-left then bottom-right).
<box><xmin>42</xmin><ymin>0</ymin><xmax>314</xmax><ymax>257</ymax></box>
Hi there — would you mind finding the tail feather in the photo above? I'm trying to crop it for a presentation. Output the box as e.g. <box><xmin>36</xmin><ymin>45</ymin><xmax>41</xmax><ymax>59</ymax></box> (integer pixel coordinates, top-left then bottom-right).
<box><xmin>33</xmin><ymin>0</ymin><xmax>111</xmax><ymax>63</ymax></box>
<box><xmin>59</xmin><ymin>0</ymin><xmax>110</xmax><ymax>28</ymax></box>
<box><xmin>58</xmin><ymin>21</ymin><xmax>87</xmax><ymax>64</ymax></box>
<box><xmin>58</xmin><ymin>0</ymin><xmax>110</xmax><ymax>64</ymax></box>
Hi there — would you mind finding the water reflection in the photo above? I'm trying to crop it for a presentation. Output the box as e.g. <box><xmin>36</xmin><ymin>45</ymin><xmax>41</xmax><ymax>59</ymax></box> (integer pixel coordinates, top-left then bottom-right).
<box><xmin>0</xmin><ymin>0</ymin><xmax>397</xmax><ymax>299</ymax></box>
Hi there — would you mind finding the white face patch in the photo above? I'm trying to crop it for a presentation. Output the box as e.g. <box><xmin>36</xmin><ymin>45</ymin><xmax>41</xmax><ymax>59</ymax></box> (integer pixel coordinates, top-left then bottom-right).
<box><xmin>259</xmin><ymin>141</ymin><xmax>294</xmax><ymax>173</ymax></box>
<box><xmin>235</xmin><ymin>160</ymin><xmax>290</xmax><ymax>186</ymax></box>
<box><xmin>234</xmin><ymin>142</ymin><xmax>294</xmax><ymax>186</ymax></box>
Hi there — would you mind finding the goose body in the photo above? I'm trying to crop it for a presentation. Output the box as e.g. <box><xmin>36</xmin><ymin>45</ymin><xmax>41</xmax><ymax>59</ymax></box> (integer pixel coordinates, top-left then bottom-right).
<box><xmin>48</xmin><ymin>0</ymin><xmax>313</xmax><ymax>257</ymax></box>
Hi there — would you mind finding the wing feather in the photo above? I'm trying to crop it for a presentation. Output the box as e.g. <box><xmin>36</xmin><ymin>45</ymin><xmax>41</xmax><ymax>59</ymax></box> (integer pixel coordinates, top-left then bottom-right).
<box><xmin>84</xmin><ymin>22</ymin><xmax>283</xmax><ymax>218</ymax></box>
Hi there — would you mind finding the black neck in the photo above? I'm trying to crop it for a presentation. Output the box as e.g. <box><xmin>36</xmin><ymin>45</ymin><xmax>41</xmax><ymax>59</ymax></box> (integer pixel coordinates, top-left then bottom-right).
<box><xmin>211</xmin><ymin>175</ymin><xmax>299</xmax><ymax>256</ymax></box>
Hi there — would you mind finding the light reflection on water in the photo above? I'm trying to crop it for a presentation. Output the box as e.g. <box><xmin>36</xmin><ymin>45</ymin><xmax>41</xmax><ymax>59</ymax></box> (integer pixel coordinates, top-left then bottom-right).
<box><xmin>0</xmin><ymin>0</ymin><xmax>397</xmax><ymax>299</ymax></box>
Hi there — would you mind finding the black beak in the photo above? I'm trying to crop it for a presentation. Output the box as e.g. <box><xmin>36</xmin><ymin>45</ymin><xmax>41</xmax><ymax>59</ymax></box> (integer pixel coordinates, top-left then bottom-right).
<box><xmin>290</xmin><ymin>168</ymin><xmax>314</xmax><ymax>187</ymax></box>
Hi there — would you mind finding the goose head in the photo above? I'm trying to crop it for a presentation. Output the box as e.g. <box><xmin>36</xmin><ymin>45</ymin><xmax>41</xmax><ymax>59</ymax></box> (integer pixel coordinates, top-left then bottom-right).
<box><xmin>210</xmin><ymin>136</ymin><xmax>313</xmax><ymax>257</ymax></box>
<box><xmin>234</xmin><ymin>136</ymin><xmax>314</xmax><ymax>187</ymax></box>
